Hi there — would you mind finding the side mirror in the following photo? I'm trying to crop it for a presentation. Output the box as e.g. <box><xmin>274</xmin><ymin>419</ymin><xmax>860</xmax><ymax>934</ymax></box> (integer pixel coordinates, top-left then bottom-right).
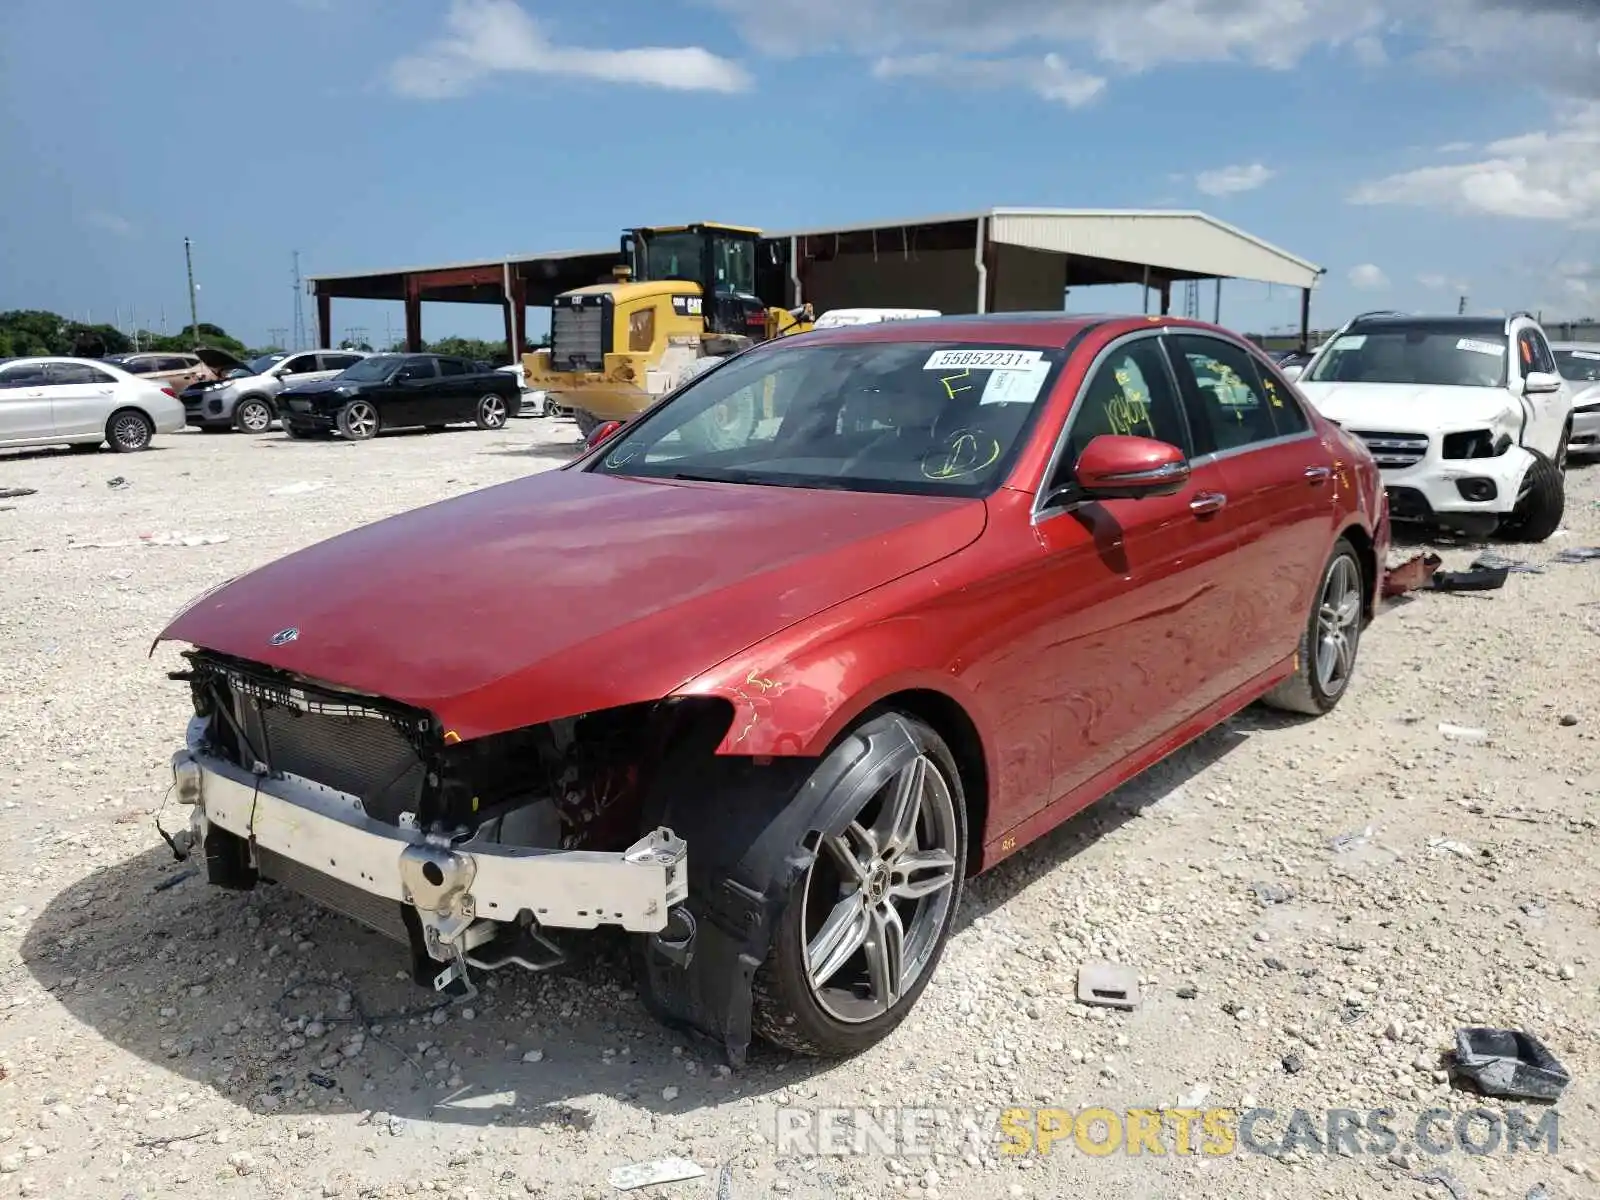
<box><xmin>1073</xmin><ymin>435</ymin><xmax>1191</xmax><ymax>500</ymax></box>
<box><xmin>1281</xmin><ymin>363</ymin><xmax>1304</xmax><ymax>381</ymax></box>
<box><xmin>1524</xmin><ymin>370</ymin><xmax>1562</xmax><ymax>394</ymax></box>
<box><xmin>586</xmin><ymin>420</ymin><xmax>624</xmax><ymax>450</ymax></box>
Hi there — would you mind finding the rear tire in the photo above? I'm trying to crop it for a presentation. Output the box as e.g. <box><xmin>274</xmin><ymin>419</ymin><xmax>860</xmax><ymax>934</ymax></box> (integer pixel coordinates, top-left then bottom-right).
<box><xmin>1262</xmin><ymin>537</ymin><xmax>1365</xmax><ymax>716</ymax></box>
<box><xmin>107</xmin><ymin>409</ymin><xmax>154</xmax><ymax>453</ymax></box>
<box><xmin>750</xmin><ymin>713</ymin><xmax>967</xmax><ymax>1058</ymax></box>
<box><xmin>1497</xmin><ymin>449</ymin><xmax>1565</xmax><ymax>543</ymax></box>
<box><xmin>474</xmin><ymin>393</ymin><xmax>509</xmax><ymax>430</ymax></box>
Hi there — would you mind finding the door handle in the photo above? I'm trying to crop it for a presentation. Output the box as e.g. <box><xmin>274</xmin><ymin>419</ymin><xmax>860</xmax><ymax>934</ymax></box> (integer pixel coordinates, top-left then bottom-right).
<box><xmin>1189</xmin><ymin>492</ymin><xmax>1227</xmax><ymax>515</ymax></box>
<box><xmin>1304</xmin><ymin>466</ymin><xmax>1332</xmax><ymax>484</ymax></box>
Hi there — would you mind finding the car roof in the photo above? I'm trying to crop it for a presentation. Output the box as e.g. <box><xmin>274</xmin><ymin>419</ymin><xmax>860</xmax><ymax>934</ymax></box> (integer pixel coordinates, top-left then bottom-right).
<box><xmin>785</xmin><ymin>312</ymin><xmax>1241</xmax><ymax>349</ymax></box>
<box><xmin>3</xmin><ymin>355</ymin><xmax>126</xmax><ymax>367</ymax></box>
<box><xmin>1550</xmin><ymin>341</ymin><xmax>1600</xmax><ymax>350</ymax></box>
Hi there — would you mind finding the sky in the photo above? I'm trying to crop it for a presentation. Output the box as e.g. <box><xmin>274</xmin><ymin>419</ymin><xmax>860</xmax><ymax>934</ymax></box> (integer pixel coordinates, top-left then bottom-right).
<box><xmin>2</xmin><ymin>0</ymin><xmax>1598</xmax><ymax>350</ymax></box>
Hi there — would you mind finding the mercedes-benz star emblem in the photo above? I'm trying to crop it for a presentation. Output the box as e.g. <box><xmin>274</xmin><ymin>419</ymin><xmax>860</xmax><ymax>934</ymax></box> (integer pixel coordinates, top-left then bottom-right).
<box><xmin>269</xmin><ymin>627</ymin><xmax>299</xmax><ymax>646</ymax></box>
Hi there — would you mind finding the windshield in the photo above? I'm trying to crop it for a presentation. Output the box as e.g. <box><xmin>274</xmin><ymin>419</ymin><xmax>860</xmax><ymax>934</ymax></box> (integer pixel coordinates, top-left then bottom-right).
<box><xmin>641</xmin><ymin>233</ymin><xmax>702</xmax><ymax>283</ymax></box>
<box><xmin>338</xmin><ymin>355</ymin><xmax>403</xmax><ymax>382</ymax></box>
<box><xmin>247</xmin><ymin>353</ymin><xmax>287</xmax><ymax>374</ymax></box>
<box><xmin>590</xmin><ymin>340</ymin><xmax>1063</xmax><ymax>497</ymax></box>
<box><xmin>1554</xmin><ymin>348</ymin><xmax>1600</xmax><ymax>383</ymax></box>
<box><xmin>1304</xmin><ymin>327</ymin><xmax>1508</xmax><ymax>387</ymax></box>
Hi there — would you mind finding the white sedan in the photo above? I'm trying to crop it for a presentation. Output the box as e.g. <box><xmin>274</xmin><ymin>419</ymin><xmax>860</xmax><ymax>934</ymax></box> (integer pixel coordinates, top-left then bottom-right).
<box><xmin>0</xmin><ymin>356</ymin><xmax>187</xmax><ymax>453</ymax></box>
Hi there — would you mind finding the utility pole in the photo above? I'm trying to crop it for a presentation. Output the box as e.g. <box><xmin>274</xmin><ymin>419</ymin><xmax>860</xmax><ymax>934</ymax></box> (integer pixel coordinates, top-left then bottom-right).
<box><xmin>1458</xmin><ymin>293</ymin><xmax>1467</xmax><ymax>315</ymax></box>
<box><xmin>292</xmin><ymin>251</ymin><xmax>307</xmax><ymax>351</ymax></box>
<box><xmin>184</xmin><ymin>237</ymin><xmax>200</xmax><ymax>345</ymax></box>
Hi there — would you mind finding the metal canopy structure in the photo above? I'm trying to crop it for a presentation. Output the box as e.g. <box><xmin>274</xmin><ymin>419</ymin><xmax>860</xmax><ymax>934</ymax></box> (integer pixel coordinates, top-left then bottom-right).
<box><xmin>306</xmin><ymin>207</ymin><xmax>1325</xmax><ymax>354</ymax></box>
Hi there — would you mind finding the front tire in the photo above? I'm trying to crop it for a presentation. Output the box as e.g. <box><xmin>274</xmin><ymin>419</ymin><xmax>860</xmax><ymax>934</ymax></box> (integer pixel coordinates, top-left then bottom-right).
<box><xmin>1262</xmin><ymin>537</ymin><xmax>1364</xmax><ymax>716</ymax></box>
<box><xmin>1498</xmin><ymin>448</ymin><xmax>1565</xmax><ymax>543</ymax></box>
<box><xmin>475</xmin><ymin>393</ymin><xmax>509</xmax><ymax>430</ymax></box>
<box><xmin>337</xmin><ymin>400</ymin><xmax>379</xmax><ymax>441</ymax></box>
<box><xmin>107</xmin><ymin>409</ymin><xmax>154</xmax><ymax>453</ymax></box>
<box><xmin>233</xmin><ymin>397</ymin><xmax>274</xmax><ymax>434</ymax></box>
<box><xmin>751</xmin><ymin>713</ymin><xmax>967</xmax><ymax>1058</ymax></box>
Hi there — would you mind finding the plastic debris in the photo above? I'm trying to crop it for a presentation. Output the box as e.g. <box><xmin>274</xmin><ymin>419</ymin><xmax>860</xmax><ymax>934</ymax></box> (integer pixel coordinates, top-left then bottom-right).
<box><xmin>609</xmin><ymin>1158</ymin><xmax>706</xmax><ymax>1191</ymax></box>
<box><xmin>1437</xmin><ymin>722</ymin><xmax>1489</xmax><ymax>744</ymax></box>
<box><xmin>1413</xmin><ymin>1167</ymin><xmax>1470</xmax><ymax>1200</ymax></box>
<box><xmin>1552</xmin><ymin>546</ymin><xmax>1600</xmax><ymax>564</ymax></box>
<box><xmin>269</xmin><ymin>480</ymin><xmax>330</xmax><ymax>496</ymax></box>
<box><xmin>1469</xmin><ymin>551</ymin><xmax>1542</xmax><ymax>574</ymax></box>
<box><xmin>715</xmin><ymin>1165</ymin><xmax>733</xmax><ymax>1200</ymax></box>
<box><xmin>1076</xmin><ymin>961</ymin><xmax>1140</xmax><ymax>1010</ymax></box>
<box><xmin>0</xmin><ymin>487</ymin><xmax>37</xmax><ymax>500</ymax></box>
<box><xmin>151</xmin><ymin>869</ymin><xmax>196</xmax><ymax>893</ymax></box>
<box><xmin>1329</xmin><ymin>825</ymin><xmax>1376</xmax><ymax>851</ymax></box>
<box><xmin>1382</xmin><ymin>552</ymin><xmax>1442</xmax><ymax>596</ymax></box>
<box><xmin>1428</xmin><ymin>838</ymin><xmax>1481</xmax><ymax>861</ymax></box>
<box><xmin>106</xmin><ymin>476</ymin><xmax>129</xmax><ymax>489</ymax></box>
<box><xmin>1431</xmin><ymin>563</ymin><xmax>1508</xmax><ymax>591</ymax></box>
<box><xmin>307</xmin><ymin>1072</ymin><xmax>337</xmax><ymax>1089</ymax></box>
<box><xmin>1451</xmin><ymin>1027</ymin><xmax>1570</xmax><ymax>1101</ymax></box>
<box><xmin>70</xmin><ymin>531</ymin><xmax>231</xmax><ymax>549</ymax></box>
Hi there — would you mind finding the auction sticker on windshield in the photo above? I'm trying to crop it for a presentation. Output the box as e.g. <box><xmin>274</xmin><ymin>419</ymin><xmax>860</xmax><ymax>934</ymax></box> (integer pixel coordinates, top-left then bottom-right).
<box><xmin>979</xmin><ymin>361</ymin><xmax>1053</xmax><ymax>405</ymax></box>
<box><xmin>1457</xmin><ymin>338</ymin><xmax>1504</xmax><ymax>356</ymax></box>
<box><xmin>1331</xmin><ymin>335</ymin><xmax>1366</xmax><ymax>351</ymax></box>
<box><xmin>924</xmin><ymin>349</ymin><xmax>1044</xmax><ymax>372</ymax></box>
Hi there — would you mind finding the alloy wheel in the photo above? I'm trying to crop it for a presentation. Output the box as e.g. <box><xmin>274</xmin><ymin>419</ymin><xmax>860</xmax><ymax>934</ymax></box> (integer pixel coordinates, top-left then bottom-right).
<box><xmin>239</xmin><ymin>400</ymin><xmax>272</xmax><ymax>433</ymax></box>
<box><xmin>112</xmin><ymin>412</ymin><xmax>151</xmax><ymax>450</ymax></box>
<box><xmin>799</xmin><ymin>753</ymin><xmax>961</xmax><ymax>1023</ymax></box>
<box><xmin>1314</xmin><ymin>555</ymin><xmax>1361</xmax><ymax>696</ymax></box>
<box><xmin>343</xmin><ymin>402</ymin><xmax>377</xmax><ymax>439</ymax></box>
<box><xmin>478</xmin><ymin>394</ymin><xmax>507</xmax><ymax>428</ymax></box>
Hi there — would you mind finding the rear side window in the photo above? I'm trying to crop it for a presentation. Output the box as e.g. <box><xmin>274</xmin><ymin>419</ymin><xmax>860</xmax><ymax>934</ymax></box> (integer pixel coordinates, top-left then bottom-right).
<box><xmin>1250</xmin><ymin>356</ymin><xmax>1311</xmax><ymax>435</ymax></box>
<box><xmin>48</xmin><ymin>363</ymin><xmax>115</xmax><ymax>385</ymax></box>
<box><xmin>437</xmin><ymin>358</ymin><xmax>468</xmax><ymax>376</ymax></box>
<box><xmin>321</xmin><ymin>353</ymin><xmax>363</xmax><ymax>371</ymax></box>
<box><xmin>1169</xmin><ymin>334</ymin><xmax>1280</xmax><ymax>454</ymax></box>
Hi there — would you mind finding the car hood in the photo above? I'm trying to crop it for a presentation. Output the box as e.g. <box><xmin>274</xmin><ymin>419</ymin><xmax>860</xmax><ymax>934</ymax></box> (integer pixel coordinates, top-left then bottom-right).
<box><xmin>1571</xmin><ymin>382</ymin><xmax>1600</xmax><ymax>408</ymax></box>
<box><xmin>1295</xmin><ymin>382</ymin><xmax>1520</xmax><ymax>432</ymax></box>
<box><xmin>194</xmin><ymin>346</ymin><xmax>249</xmax><ymax>374</ymax></box>
<box><xmin>156</xmin><ymin>469</ymin><xmax>986</xmax><ymax>741</ymax></box>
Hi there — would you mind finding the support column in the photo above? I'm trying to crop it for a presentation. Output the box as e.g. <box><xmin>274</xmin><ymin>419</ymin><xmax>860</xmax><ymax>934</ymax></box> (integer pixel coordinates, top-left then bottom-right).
<box><xmin>1213</xmin><ymin>278</ymin><xmax>1223</xmax><ymax>324</ymax></box>
<box><xmin>1299</xmin><ymin>287</ymin><xmax>1312</xmax><ymax>352</ymax></box>
<box><xmin>404</xmin><ymin>276</ymin><xmax>422</xmax><ymax>352</ymax></box>
<box><xmin>1159</xmin><ymin>282</ymin><xmax>1171</xmax><ymax>316</ymax></box>
<box><xmin>316</xmin><ymin>293</ymin><xmax>331</xmax><ymax>349</ymax></box>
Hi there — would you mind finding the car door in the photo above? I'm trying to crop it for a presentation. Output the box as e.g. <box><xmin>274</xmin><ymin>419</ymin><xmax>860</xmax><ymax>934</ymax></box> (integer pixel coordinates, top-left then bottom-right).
<box><xmin>434</xmin><ymin>358</ymin><xmax>475</xmax><ymax>420</ymax></box>
<box><xmin>1025</xmin><ymin>331</ymin><xmax>1244</xmax><ymax>816</ymax></box>
<box><xmin>1515</xmin><ymin>328</ymin><xmax>1569</xmax><ymax>459</ymax></box>
<box><xmin>386</xmin><ymin>356</ymin><xmax>440</xmax><ymax>426</ymax></box>
<box><xmin>45</xmin><ymin>362</ymin><xmax>120</xmax><ymax>436</ymax></box>
<box><xmin>1166</xmin><ymin>332</ymin><xmax>1338</xmax><ymax>694</ymax></box>
<box><xmin>0</xmin><ymin>362</ymin><xmax>57</xmax><ymax>443</ymax></box>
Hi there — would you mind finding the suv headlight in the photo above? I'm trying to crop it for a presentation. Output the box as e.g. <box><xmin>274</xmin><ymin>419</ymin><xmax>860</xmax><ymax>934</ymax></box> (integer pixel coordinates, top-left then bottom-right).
<box><xmin>1442</xmin><ymin>428</ymin><xmax>1513</xmax><ymax>459</ymax></box>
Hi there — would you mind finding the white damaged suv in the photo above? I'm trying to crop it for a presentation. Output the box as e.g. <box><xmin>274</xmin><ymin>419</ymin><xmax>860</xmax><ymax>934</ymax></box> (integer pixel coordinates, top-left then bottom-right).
<box><xmin>1294</xmin><ymin>312</ymin><xmax>1573</xmax><ymax>542</ymax></box>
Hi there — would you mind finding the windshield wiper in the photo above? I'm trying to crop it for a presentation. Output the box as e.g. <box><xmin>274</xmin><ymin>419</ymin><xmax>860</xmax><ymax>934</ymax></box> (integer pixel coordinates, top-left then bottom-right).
<box><xmin>669</xmin><ymin>470</ymin><xmax>748</xmax><ymax>483</ymax></box>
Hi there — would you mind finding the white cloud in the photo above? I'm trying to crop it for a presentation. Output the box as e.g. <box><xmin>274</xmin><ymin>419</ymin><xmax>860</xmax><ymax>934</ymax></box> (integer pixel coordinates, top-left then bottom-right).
<box><xmin>871</xmin><ymin>52</ymin><xmax>1105</xmax><ymax>106</ymax></box>
<box><xmin>1194</xmin><ymin>163</ymin><xmax>1274</xmax><ymax>197</ymax></box>
<box><xmin>83</xmin><ymin>211</ymin><xmax>133</xmax><ymax>237</ymax></box>
<box><xmin>1350</xmin><ymin>103</ymin><xmax>1600</xmax><ymax>225</ymax></box>
<box><xmin>392</xmin><ymin>0</ymin><xmax>751</xmax><ymax>98</ymax></box>
<box><xmin>705</xmin><ymin>0</ymin><xmax>1600</xmax><ymax>105</ymax></box>
<box><xmin>1348</xmin><ymin>263</ymin><xmax>1390</xmax><ymax>289</ymax></box>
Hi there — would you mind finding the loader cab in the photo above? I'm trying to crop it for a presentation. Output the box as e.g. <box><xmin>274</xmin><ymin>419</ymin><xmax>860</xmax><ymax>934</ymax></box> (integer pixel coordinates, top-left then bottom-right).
<box><xmin>621</xmin><ymin>222</ymin><xmax>770</xmax><ymax>340</ymax></box>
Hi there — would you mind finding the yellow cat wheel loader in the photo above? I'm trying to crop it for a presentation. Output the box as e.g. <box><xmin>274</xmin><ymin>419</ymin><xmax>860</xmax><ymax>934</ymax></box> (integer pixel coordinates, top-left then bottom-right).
<box><xmin>522</xmin><ymin>222</ymin><xmax>813</xmax><ymax>440</ymax></box>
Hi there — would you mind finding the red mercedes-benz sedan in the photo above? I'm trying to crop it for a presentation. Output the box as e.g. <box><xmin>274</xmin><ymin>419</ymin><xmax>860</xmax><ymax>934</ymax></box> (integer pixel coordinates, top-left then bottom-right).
<box><xmin>156</xmin><ymin>313</ymin><xmax>1389</xmax><ymax>1065</ymax></box>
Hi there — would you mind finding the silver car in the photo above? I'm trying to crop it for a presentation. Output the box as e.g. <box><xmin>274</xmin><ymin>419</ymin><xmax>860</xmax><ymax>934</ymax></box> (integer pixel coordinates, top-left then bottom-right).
<box><xmin>181</xmin><ymin>349</ymin><xmax>369</xmax><ymax>432</ymax></box>
<box><xmin>0</xmin><ymin>356</ymin><xmax>187</xmax><ymax>453</ymax></box>
<box><xmin>1551</xmin><ymin>341</ymin><xmax>1600</xmax><ymax>456</ymax></box>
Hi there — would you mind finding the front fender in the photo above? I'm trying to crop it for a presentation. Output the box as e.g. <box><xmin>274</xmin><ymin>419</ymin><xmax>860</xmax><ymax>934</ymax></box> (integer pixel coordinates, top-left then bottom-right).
<box><xmin>678</xmin><ymin>618</ymin><xmax>997</xmax><ymax>764</ymax></box>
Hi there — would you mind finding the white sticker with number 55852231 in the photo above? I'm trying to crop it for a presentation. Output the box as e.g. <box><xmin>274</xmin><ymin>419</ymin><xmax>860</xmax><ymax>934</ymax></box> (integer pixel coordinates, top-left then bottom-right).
<box><xmin>924</xmin><ymin>348</ymin><xmax>1044</xmax><ymax>372</ymax></box>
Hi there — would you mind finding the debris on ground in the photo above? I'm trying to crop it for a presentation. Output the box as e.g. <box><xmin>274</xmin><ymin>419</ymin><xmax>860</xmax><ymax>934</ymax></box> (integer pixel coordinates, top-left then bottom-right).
<box><xmin>1428</xmin><ymin>837</ymin><xmax>1484</xmax><ymax>862</ymax></box>
<box><xmin>1077</xmin><ymin>961</ymin><xmax>1140</xmax><ymax>1010</ymax></box>
<box><xmin>150</xmin><ymin>868</ymin><xmax>196</xmax><ymax>892</ymax></box>
<box><xmin>609</xmin><ymin>1158</ymin><xmax>706</xmax><ymax>1191</ymax></box>
<box><xmin>1553</xmin><ymin>546</ymin><xmax>1600</xmax><ymax>563</ymax></box>
<box><xmin>1329</xmin><ymin>825</ymin><xmax>1376</xmax><ymax>851</ymax></box>
<box><xmin>0</xmin><ymin>487</ymin><xmax>37</xmax><ymax>500</ymax></box>
<box><xmin>269</xmin><ymin>480</ymin><xmax>331</xmax><ymax>496</ymax></box>
<box><xmin>106</xmin><ymin>476</ymin><xmax>129</xmax><ymax>489</ymax></box>
<box><xmin>69</xmin><ymin>530</ymin><xmax>231</xmax><ymax>549</ymax></box>
<box><xmin>1252</xmin><ymin>882</ymin><xmax>1294</xmax><ymax>905</ymax></box>
<box><xmin>1437</xmin><ymin>722</ymin><xmax>1490</xmax><ymax>744</ymax></box>
<box><xmin>1383</xmin><ymin>551</ymin><xmax>1442</xmax><ymax>596</ymax></box>
<box><xmin>1450</xmin><ymin>1027</ymin><xmax>1571</xmax><ymax>1101</ymax></box>
<box><xmin>1412</xmin><ymin>1166</ymin><xmax>1471</xmax><ymax>1200</ymax></box>
<box><xmin>1470</xmin><ymin>551</ymin><xmax>1543</xmax><ymax>573</ymax></box>
<box><xmin>1430</xmin><ymin>561</ymin><xmax>1509</xmax><ymax>591</ymax></box>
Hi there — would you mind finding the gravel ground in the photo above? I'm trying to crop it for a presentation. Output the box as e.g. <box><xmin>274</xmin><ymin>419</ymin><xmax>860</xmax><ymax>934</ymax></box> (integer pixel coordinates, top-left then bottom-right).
<box><xmin>1</xmin><ymin>422</ymin><xmax>1598</xmax><ymax>1200</ymax></box>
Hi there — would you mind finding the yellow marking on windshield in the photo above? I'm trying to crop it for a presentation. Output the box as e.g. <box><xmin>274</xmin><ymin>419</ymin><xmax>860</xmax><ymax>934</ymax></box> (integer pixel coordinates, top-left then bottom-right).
<box><xmin>938</xmin><ymin>370</ymin><xmax>975</xmax><ymax>400</ymax></box>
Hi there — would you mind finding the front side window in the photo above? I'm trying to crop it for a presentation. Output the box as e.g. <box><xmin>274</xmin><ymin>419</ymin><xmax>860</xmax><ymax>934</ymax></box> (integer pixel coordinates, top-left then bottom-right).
<box><xmin>397</xmin><ymin>357</ymin><xmax>438</xmax><ymax>380</ymax></box>
<box><xmin>642</xmin><ymin>233</ymin><xmax>703</xmax><ymax>283</ymax></box>
<box><xmin>1057</xmin><ymin>337</ymin><xmax>1190</xmax><ymax>478</ymax></box>
<box><xmin>710</xmin><ymin>236</ymin><xmax>756</xmax><ymax>295</ymax></box>
<box><xmin>1305</xmin><ymin>326</ymin><xmax>1508</xmax><ymax>388</ymax></box>
<box><xmin>248</xmin><ymin>353</ymin><xmax>289</xmax><ymax>375</ymax></box>
<box><xmin>1517</xmin><ymin>329</ymin><xmax>1557</xmax><ymax>377</ymax></box>
<box><xmin>593</xmin><ymin>340</ymin><xmax>1065</xmax><ymax>497</ymax></box>
<box><xmin>0</xmin><ymin>363</ymin><xmax>49</xmax><ymax>388</ymax></box>
<box><xmin>281</xmin><ymin>355</ymin><xmax>320</xmax><ymax>375</ymax></box>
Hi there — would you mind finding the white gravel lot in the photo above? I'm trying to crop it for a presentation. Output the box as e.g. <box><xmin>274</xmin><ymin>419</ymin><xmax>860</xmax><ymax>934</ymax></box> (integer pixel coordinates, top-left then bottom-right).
<box><xmin>0</xmin><ymin>421</ymin><xmax>1598</xmax><ymax>1200</ymax></box>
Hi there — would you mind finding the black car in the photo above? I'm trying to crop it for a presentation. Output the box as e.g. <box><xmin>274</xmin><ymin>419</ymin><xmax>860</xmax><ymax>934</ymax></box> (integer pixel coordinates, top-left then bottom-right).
<box><xmin>277</xmin><ymin>353</ymin><xmax>521</xmax><ymax>441</ymax></box>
